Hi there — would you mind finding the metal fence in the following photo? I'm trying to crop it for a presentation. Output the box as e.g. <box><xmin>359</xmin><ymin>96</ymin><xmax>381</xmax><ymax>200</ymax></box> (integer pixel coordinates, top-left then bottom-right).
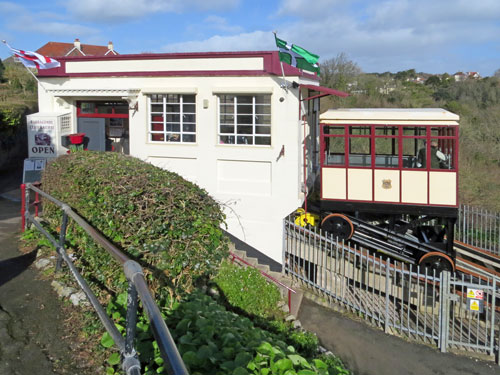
<box><xmin>22</xmin><ymin>183</ymin><xmax>189</xmax><ymax>375</ymax></box>
<box><xmin>283</xmin><ymin>215</ymin><xmax>500</xmax><ymax>363</ymax></box>
<box><xmin>457</xmin><ymin>205</ymin><xmax>500</xmax><ymax>255</ymax></box>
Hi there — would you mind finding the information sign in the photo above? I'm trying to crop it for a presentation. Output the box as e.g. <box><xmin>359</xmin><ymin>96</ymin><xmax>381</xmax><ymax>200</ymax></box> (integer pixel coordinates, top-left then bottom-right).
<box><xmin>467</xmin><ymin>288</ymin><xmax>484</xmax><ymax>300</ymax></box>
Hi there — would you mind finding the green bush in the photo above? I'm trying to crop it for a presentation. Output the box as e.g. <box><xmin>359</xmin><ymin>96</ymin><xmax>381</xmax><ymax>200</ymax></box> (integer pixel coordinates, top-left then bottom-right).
<box><xmin>214</xmin><ymin>260</ymin><xmax>283</xmax><ymax>319</ymax></box>
<box><xmin>41</xmin><ymin>152</ymin><xmax>229</xmax><ymax>300</ymax></box>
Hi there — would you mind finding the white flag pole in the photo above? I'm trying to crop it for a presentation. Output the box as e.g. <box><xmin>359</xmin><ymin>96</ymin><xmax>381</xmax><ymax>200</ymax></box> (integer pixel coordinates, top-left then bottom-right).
<box><xmin>273</xmin><ymin>32</ymin><xmax>289</xmax><ymax>92</ymax></box>
<box><xmin>2</xmin><ymin>40</ymin><xmax>48</xmax><ymax>93</ymax></box>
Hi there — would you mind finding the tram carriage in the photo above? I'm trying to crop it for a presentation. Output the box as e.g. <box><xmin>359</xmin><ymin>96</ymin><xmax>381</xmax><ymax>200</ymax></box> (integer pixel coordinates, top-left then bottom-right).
<box><xmin>309</xmin><ymin>108</ymin><xmax>459</xmax><ymax>272</ymax></box>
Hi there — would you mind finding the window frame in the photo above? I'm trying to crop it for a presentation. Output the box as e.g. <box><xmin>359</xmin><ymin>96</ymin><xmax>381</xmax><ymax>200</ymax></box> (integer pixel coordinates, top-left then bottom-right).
<box><xmin>148</xmin><ymin>94</ymin><xmax>197</xmax><ymax>144</ymax></box>
<box><xmin>321</xmin><ymin>123</ymin><xmax>458</xmax><ymax>172</ymax></box>
<box><xmin>217</xmin><ymin>94</ymin><xmax>271</xmax><ymax>146</ymax></box>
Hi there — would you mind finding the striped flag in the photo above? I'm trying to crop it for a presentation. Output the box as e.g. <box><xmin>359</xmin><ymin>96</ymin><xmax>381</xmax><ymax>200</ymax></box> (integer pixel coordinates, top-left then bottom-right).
<box><xmin>5</xmin><ymin>42</ymin><xmax>60</xmax><ymax>70</ymax></box>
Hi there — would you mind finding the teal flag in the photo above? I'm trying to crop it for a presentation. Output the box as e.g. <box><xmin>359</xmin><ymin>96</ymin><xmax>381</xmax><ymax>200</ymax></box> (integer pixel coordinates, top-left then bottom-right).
<box><xmin>275</xmin><ymin>35</ymin><xmax>320</xmax><ymax>75</ymax></box>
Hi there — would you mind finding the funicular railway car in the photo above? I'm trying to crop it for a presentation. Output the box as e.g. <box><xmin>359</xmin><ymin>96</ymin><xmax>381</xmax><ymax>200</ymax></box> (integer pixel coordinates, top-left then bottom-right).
<box><xmin>313</xmin><ymin>108</ymin><xmax>459</xmax><ymax>273</ymax></box>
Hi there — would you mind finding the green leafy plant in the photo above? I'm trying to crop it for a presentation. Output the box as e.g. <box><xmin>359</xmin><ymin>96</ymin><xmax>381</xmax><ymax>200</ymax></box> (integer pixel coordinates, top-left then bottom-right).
<box><xmin>214</xmin><ymin>260</ymin><xmax>283</xmax><ymax>319</ymax></box>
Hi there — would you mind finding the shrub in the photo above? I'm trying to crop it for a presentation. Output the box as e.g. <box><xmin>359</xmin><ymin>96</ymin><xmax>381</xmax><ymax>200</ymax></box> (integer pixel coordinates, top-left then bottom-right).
<box><xmin>41</xmin><ymin>152</ymin><xmax>229</xmax><ymax>300</ymax></box>
<box><xmin>214</xmin><ymin>260</ymin><xmax>283</xmax><ymax>319</ymax></box>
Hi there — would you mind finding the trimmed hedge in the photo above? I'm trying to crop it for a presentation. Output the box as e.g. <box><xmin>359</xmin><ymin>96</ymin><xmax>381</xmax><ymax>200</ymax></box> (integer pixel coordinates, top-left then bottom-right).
<box><xmin>41</xmin><ymin>152</ymin><xmax>229</xmax><ymax>300</ymax></box>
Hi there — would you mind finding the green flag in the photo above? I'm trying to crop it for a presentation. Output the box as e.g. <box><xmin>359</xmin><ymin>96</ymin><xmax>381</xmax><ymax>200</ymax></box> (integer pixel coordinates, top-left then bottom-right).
<box><xmin>275</xmin><ymin>34</ymin><xmax>320</xmax><ymax>75</ymax></box>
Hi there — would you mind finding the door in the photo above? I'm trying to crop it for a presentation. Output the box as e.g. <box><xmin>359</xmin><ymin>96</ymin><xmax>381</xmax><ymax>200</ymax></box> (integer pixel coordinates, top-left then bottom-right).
<box><xmin>77</xmin><ymin>118</ymin><xmax>106</xmax><ymax>151</ymax></box>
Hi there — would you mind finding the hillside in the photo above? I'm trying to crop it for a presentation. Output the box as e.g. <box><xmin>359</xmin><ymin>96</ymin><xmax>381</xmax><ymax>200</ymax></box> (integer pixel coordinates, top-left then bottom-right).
<box><xmin>320</xmin><ymin>57</ymin><xmax>500</xmax><ymax>211</ymax></box>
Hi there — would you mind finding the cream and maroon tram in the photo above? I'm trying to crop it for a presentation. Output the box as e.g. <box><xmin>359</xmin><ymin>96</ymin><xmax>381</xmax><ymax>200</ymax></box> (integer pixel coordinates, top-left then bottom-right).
<box><xmin>316</xmin><ymin>108</ymin><xmax>459</xmax><ymax>272</ymax></box>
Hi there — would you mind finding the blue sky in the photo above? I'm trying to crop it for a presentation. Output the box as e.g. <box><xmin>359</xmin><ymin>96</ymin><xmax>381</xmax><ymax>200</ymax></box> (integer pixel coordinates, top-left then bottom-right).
<box><xmin>1</xmin><ymin>0</ymin><xmax>499</xmax><ymax>76</ymax></box>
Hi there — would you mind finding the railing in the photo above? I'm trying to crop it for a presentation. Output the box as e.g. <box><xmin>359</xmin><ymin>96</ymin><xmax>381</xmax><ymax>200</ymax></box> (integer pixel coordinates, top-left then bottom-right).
<box><xmin>21</xmin><ymin>183</ymin><xmax>189</xmax><ymax>375</ymax></box>
<box><xmin>283</xmin><ymin>214</ymin><xmax>500</xmax><ymax>363</ymax></box>
<box><xmin>229</xmin><ymin>252</ymin><xmax>296</xmax><ymax>314</ymax></box>
<box><xmin>457</xmin><ymin>205</ymin><xmax>500</xmax><ymax>255</ymax></box>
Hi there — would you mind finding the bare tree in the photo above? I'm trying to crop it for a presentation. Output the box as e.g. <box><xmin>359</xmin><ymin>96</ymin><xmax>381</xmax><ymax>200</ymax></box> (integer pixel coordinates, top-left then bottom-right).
<box><xmin>320</xmin><ymin>52</ymin><xmax>362</xmax><ymax>90</ymax></box>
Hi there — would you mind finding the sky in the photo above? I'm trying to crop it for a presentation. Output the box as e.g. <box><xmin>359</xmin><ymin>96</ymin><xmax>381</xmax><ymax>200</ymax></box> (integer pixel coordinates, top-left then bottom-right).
<box><xmin>0</xmin><ymin>0</ymin><xmax>499</xmax><ymax>76</ymax></box>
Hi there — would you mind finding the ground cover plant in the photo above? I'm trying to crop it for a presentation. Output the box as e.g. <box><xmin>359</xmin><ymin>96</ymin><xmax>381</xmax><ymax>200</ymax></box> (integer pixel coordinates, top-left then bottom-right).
<box><xmin>37</xmin><ymin>152</ymin><xmax>349</xmax><ymax>374</ymax></box>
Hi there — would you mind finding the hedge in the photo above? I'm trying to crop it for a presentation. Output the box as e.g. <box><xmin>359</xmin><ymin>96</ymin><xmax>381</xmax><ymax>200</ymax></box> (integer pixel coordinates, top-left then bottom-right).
<box><xmin>41</xmin><ymin>151</ymin><xmax>229</xmax><ymax>300</ymax></box>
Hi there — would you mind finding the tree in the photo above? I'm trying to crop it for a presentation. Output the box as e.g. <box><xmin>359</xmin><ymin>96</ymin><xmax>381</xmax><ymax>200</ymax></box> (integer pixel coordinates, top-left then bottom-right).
<box><xmin>494</xmin><ymin>68</ymin><xmax>500</xmax><ymax>78</ymax></box>
<box><xmin>0</xmin><ymin>59</ymin><xmax>4</xmax><ymax>82</ymax></box>
<box><xmin>320</xmin><ymin>52</ymin><xmax>362</xmax><ymax>91</ymax></box>
<box><xmin>425</xmin><ymin>75</ymin><xmax>441</xmax><ymax>87</ymax></box>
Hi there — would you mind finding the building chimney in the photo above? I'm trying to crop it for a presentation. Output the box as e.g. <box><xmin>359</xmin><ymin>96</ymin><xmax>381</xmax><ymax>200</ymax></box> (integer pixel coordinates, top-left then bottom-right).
<box><xmin>107</xmin><ymin>41</ymin><xmax>114</xmax><ymax>52</ymax></box>
<box><xmin>74</xmin><ymin>38</ymin><xmax>81</xmax><ymax>50</ymax></box>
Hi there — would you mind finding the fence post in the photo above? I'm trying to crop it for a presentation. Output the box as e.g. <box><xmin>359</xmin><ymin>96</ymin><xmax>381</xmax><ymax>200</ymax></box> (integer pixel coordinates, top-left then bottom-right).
<box><xmin>57</xmin><ymin>210</ymin><xmax>69</xmax><ymax>272</ymax></box>
<box><xmin>20</xmin><ymin>184</ymin><xmax>26</xmax><ymax>231</ymax></box>
<box><xmin>439</xmin><ymin>271</ymin><xmax>450</xmax><ymax>353</ymax></box>
<box><xmin>384</xmin><ymin>258</ymin><xmax>391</xmax><ymax>334</ymax></box>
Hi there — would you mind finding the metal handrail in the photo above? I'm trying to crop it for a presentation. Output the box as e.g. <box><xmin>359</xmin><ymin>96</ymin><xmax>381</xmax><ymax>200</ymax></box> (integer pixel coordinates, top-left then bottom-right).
<box><xmin>21</xmin><ymin>183</ymin><xmax>188</xmax><ymax>375</ymax></box>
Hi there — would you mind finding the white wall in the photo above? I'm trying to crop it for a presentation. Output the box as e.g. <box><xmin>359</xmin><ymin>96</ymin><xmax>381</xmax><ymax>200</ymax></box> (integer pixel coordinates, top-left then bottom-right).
<box><xmin>38</xmin><ymin>73</ymin><xmax>315</xmax><ymax>263</ymax></box>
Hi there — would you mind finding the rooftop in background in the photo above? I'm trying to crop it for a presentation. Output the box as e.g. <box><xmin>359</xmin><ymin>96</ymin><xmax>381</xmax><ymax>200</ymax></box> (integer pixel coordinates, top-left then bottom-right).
<box><xmin>36</xmin><ymin>39</ymin><xmax>118</xmax><ymax>57</ymax></box>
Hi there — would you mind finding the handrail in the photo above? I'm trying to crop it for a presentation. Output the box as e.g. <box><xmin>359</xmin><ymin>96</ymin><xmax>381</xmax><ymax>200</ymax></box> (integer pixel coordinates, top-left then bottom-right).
<box><xmin>228</xmin><ymin>251</ymin><xmax>296</xmax><ymax>314</ymax></box>
<box><xmin>21</xmin><ymin>183</ymin><xmax>189</xmax><ymax>375</ymax></box>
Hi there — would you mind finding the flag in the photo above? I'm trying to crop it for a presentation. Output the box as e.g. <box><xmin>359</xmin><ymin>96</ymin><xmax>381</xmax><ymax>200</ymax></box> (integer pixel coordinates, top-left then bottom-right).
<box><xmin>5</xmin><ymin>43</ymin><xmax>60</xmax><ymax>70</ymax></box>
<box><xmin>274</xmin><ymin>35</ymin><xmax>320</xmax><ymax>75</ymax></box>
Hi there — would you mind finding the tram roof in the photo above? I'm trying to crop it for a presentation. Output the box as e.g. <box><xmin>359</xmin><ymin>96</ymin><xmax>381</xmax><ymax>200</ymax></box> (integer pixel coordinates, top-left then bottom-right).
<box><xmin>320</xmin><ymin>108</ymin><xmax>459</xmax><ymax>126</ymax></box>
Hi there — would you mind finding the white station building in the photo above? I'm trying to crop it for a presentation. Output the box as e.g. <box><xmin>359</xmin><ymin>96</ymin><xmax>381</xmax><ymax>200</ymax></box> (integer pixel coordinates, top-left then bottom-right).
<box><xmin>31</xmin><ymin>51</ymin><xmax>348</xmax><ymax>264</ymax></box>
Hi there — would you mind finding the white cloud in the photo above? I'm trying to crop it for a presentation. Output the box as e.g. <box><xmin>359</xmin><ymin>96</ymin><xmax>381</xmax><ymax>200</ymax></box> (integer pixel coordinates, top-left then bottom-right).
<box><xmin>65</xmin><ymin>0</ymin><xmax>240</xmax><ymax>23</ymax></box>
<box><xmin>203</xmin><ymin>15</ymin><xmax>243</xmax><ymax>33</ymax></box>
<box><xmin>1</xmin><ymin>2</ymin><xmax>98</xmax><ymax>37</ymax></box>
<box><xmin>162</xmin><ymin>30</ymin><xmax>271</xmax><ymax>52</ymax></box>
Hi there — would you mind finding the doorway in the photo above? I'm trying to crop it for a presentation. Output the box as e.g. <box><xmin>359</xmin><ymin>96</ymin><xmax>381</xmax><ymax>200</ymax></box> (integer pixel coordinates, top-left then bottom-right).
<box><xmin>76</xmin><ymin>100</ymin><xmax>129</xmax><ymax>154</ymax></box>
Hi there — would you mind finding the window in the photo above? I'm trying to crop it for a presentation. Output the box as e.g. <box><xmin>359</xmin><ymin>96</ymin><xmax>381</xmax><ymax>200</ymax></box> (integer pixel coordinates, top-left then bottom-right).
<box><xmin>348</xmin><ymin>126</ymin><xmax>371</xmax><ymax>167</ymax></box>
<box><xmin>323</xmin><ymin>126</ymin><xmax>345</xmax><ymax>165</ymax></box>
<box><xmin>402</xmin><ymin>127</ymin><xmax>426</xmax><ymax>169</ymax></box>
<box><xmin>149</xmin><ymin>94</ymin><xmax>196</xmax><ymax>143</ymax></box>
<box><xmin>375</xmin><ymin>126</ymin><xmax>398</xmax><ymax>168</ymax></box>
<box><xmin>218</xmin><ymin>94</ymin><xmax>271</xmax><ymax>145</ymax></box>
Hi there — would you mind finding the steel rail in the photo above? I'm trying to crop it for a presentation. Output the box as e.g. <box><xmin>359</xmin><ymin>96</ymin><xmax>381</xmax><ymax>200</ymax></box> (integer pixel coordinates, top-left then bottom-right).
<box><xmin>24</xmin><ymin>183</ymin><xmax>188</xmax><ymax>375</ymax></box>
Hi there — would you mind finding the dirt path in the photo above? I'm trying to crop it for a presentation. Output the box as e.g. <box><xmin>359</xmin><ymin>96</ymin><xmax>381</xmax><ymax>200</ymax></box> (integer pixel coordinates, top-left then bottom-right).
<box><xmin>0</xmin><ymin>167</ymin><xmax>88</xmax><ymax>375</ymax></box>
<box><xmin>298</xmin><ymin>297</ymin><xmax>499</xmax><ymax>375</ymax></box>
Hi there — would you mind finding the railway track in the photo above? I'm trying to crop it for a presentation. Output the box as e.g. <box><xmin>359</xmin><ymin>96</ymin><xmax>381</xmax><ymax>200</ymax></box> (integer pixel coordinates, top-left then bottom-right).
<box><xmin>454</xmin><ymin>240</ymin><xmax>500</xmax><ymax>280</ymax></box>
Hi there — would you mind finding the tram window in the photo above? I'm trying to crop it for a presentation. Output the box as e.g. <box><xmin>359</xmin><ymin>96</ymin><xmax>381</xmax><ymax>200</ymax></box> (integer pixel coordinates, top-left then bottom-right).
<box><xmin>403</xmin><ymin>127</ymin><xmax>426</xmax><ymax>136</ymax></box>
<box><xmin>324</xmin><ymin>126</ymin><xmax>344</xmax><ymax>135</ymax></box>
<box><xmin>325</xmin><ymin>137</ymin><xmax>345</xmax><ymax>165</ymax></box>
<box><xmin>402</xmin><ymin>138</ymin><xmax>425</xmax><ymax>168</ymax></box>
<box><xmin>349</xmin><ymin>126</ymin><xmax>371</xmax><ymax>136</ymax></box>
<box><xmin>375</xmin><ymin>126</ymin><xmax>398</xmax><ymax>136</ymax></box>
<box><xmin>349</xmin><ymin>137</ymin><xmax>371</xmax><ymax>167</ymax></box>
<box><xmin>375</xmin><ymin>138</ymin><xmax>399</xmax><ymax>168</ymax></box>
<box><xmin>430</xmin><ymin>138</ymin><xmax>455</xmax><ymax>169</ymax></box>
<box><xmin>431</xmin><ymin>127</ymin><xmax>455</xmax><ymax>137</ymax></box>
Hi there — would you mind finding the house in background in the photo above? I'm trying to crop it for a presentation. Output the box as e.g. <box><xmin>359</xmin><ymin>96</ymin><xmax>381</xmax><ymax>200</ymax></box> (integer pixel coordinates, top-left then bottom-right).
<box><xmin>32</xmin><ymin>50</ymin><xmax>347</xmax><ymax>265</ymax></box>
<box><xmin>37</xmin><ymin>38</ymin><xmax>118</xmax><ymax>57</ymax></box>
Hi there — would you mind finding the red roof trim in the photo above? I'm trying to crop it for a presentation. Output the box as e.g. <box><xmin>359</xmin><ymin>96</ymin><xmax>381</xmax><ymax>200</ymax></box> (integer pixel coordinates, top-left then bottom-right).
<box><xmin>300</xmin><ymin>84</ymin><xmax>349</xmax><ymax>99</ymax></box>
<box><xmin>37</xmin><ymin>51</ymin><xmax>320</xmax><ymax>80</ymax></box>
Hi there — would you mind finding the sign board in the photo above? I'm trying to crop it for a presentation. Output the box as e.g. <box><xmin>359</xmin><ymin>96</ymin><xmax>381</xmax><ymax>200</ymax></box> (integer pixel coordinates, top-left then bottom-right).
<box><xmin>467</xmin><ymin>288</ymin><xmax>484</xmax><ymax>300</ymax></box>
<box><xmin>23</xmin><ymin>158</ymin><xmax>46</xmax><ymax>183</ymax></box>
<box><xmin>468</xmin><ymin>298</ymin><xmax>484</xmax><ymax>313</ymax></box>
<box><xmin>27</xmin><ymin>116</ymin><xmax>57</xmax><ymax>158</ymax></box>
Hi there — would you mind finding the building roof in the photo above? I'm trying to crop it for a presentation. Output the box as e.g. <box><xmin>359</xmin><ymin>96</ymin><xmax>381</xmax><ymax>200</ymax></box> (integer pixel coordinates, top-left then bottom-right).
<box><xmin>36</xmin><ymin>39</ymin><xmax>117</xmax><ymax>57</ymax></box>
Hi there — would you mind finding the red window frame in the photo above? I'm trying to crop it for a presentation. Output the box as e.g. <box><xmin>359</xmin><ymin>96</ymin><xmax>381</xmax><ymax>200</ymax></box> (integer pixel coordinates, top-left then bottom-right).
<box><xmin>321</xmin><ymin>124</ymin><xmax>458</xmax><ymax>172</ymax></box>
<box><xmin>76</xmin><ymin>101</ymin><xmax>129</xmax><ymax>119</ymax></box>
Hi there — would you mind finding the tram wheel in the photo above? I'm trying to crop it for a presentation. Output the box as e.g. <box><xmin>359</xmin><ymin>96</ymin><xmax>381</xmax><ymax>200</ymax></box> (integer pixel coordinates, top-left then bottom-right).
<box><xmin>418</xmin><ymin>252</ymin><xmax>455</xmax><ymax>274</ymax></box>
<box><xmin>321</xmin><ymin>213</ymin><xmax>354</xmax><ymax>240</ymax></box>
